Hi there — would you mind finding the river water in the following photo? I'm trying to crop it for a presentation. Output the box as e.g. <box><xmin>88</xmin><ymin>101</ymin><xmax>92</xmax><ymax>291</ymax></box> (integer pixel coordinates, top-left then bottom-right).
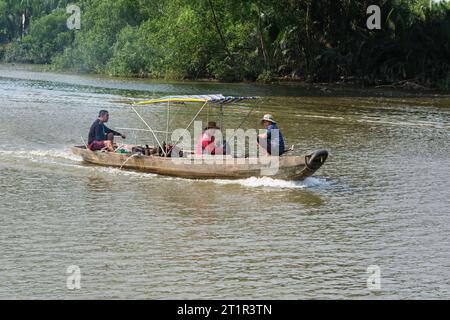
<box><xmin>0</xmin><ymin>64</ymin><xmax>449</xmax><ymax>299</ymax></box>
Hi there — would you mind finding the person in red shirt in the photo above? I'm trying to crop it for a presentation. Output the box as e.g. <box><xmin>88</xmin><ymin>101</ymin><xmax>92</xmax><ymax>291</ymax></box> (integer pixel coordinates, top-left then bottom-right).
<box><xmin>195</xmin><ymin>121</ymin><xmax>225</xmax><ymax>155</ymax></box>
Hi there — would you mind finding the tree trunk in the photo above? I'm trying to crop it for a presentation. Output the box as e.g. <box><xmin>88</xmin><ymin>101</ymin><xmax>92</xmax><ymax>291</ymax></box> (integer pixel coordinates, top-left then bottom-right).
<box><xmin>207</xmin><ymin>0</ymin><xmax>234</xmax><ymax>64</ymax></box>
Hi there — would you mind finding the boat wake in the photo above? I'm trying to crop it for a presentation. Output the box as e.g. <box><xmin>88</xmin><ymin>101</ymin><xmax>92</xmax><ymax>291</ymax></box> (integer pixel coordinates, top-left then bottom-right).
<box><xmin>0</xmin><ymin>149</ymin><xmax>81</xmax><ymax>163</ymax></box>
<box><xmin>210</xmin><ymin>176</ymin><xmax>330</xmax><ymax>189</ymax></box>
<box><xmin>0</xmin><ymin>149</ymin><xmax>81</xmax><ymax>161</ymax></box>
<box><xmin>0</xmin><ymin>148</ymin><xmax>159</xmax><ymax>178</ymax></box>
<box><xmin>296</xmin><ymin>113</ymin><xmax>450</xmax><ymax>130</ymax></box>
<box><xmin>357</xmin><ymin>117</ymin><xmax>450</xmax><ymax>129</ymax></box>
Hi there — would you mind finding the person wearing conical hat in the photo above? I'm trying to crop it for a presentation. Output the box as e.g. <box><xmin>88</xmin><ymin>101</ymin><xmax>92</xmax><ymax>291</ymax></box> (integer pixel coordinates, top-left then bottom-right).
<box><xmin>195</xmin><ymin>121</ymin><xmax>226</xmax><ymax>155</ymax></box>
<box><xmin>258</xmin><ymin>114</ymin><xmax>285</xmax><ymax>156</ymax></box>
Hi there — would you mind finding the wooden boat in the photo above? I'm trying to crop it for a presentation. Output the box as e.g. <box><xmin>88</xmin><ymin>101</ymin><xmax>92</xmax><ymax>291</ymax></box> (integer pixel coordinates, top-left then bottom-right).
<box><xmin>71</xmin><ymin>145</ymin><xmax>328</xmax><ymax>180</ymax></box>
<box><xmin>73</xmin><ymin>94</ymin><xmax>328</xmax><ymax>180</ymax></box>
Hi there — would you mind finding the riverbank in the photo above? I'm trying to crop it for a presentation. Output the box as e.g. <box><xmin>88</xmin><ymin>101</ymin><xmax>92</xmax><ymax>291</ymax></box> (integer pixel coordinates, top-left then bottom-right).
<box><xmin>2</xmin><ymin>63</ymin><xmax>449</xmax><ymax>99</ymax></box>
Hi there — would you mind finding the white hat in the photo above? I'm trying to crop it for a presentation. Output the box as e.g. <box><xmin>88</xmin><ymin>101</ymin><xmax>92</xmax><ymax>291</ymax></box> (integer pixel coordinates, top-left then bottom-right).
<box><xmin>261</xmin><ymin>114</ymin><xmax>277</xmax><ymax>124</ymax></box>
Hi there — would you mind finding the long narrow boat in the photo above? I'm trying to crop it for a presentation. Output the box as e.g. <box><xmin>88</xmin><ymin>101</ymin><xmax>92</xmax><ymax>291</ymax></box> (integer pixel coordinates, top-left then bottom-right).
<box><xmin>73</xmin><ymin>95</ymin><xmax>328</xmax><ymax>180</ymax></box>
<box><xmin>72</xmin><ymin>145</ymin><xmax>328</xmax><ymax>180</ymax></box>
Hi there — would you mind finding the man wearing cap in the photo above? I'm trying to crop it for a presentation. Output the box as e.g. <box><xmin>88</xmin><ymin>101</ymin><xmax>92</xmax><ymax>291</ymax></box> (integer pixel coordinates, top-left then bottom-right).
<box><xmin>195</xmin><ymin>121</ymin><xmax>226</xmax><ymax>155</ymax></box>
<box><xmin>258</xmin><ymin>114</ymin><xmax>285</xmax><ymax>156</ymax></box>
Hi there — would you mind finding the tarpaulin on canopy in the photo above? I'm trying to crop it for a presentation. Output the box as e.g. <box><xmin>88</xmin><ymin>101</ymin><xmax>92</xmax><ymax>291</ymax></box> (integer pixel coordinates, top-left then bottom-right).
<box><xmin>132</xmin><ymin>94</ymin><xmax>258</xmax><ymax>106</ymax></box>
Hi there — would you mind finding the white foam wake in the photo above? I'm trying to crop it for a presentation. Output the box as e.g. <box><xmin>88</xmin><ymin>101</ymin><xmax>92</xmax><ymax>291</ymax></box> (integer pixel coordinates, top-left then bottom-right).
<box><xmin>0</xmin><ymin>148</ymin><xmax>82</xmax><ymax>163</ymax></box>
<box><xmin>210</xmin><ymin>176</ymin><xmax>329</xmax><ymax>189</ymax></box>
<box><xmin>88</xmin><ymin>166</ymin><xmax>157</xmax><ymax>178</ymax></box>
<box><xmin>0</xmin><ymin>148</ymin><xmax>160</xmax><ymax>178</ymax></box>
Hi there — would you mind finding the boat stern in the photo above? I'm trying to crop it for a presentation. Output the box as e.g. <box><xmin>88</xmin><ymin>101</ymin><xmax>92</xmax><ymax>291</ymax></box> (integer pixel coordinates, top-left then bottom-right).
<box><xmin>305</xmin><ymin>149</ymin><xmax>328</xmax><ymax>171</ymax></box>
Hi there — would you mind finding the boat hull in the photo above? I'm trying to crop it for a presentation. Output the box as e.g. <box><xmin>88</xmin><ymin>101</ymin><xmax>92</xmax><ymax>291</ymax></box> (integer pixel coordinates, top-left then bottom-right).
<box><xmin>71</xmin><ymin>146</ymin><xmax>327</xmax><ymax>180</ymax></box>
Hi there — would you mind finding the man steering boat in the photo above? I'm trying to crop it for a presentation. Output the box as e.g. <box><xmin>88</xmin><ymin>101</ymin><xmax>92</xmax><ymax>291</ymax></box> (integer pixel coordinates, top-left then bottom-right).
<box><xmin>88</xmin><ymin>110</ymin><xmax>126</xmax><ymax>152</ymax></box>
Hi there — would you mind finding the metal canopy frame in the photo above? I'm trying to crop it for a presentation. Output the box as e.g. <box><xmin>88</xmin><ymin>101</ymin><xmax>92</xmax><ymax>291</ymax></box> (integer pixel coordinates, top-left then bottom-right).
<box><xmin>125</xmin><ymin>95</ymin><xmax>259</xmax><ymax>156</ymax></box>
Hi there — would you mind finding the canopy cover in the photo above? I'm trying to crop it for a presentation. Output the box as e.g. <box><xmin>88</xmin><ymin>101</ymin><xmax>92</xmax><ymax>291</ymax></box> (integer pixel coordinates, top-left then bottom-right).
<box><xmin>133</xmin><ymin>94</ymin><xmax>257</xmax><ymax>106</ymax></box>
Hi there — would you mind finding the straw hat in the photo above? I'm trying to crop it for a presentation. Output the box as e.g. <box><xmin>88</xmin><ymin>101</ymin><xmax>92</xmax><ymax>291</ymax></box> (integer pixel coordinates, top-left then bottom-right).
<box><xmin>261</xmin><ymin>114</ymin><xmax>277</xmax><ymax>124</ymax></box>
<box><xmin>206</xmin><ymin>121</ymin><xmax>220</xmax><ymax>129</ymax></box>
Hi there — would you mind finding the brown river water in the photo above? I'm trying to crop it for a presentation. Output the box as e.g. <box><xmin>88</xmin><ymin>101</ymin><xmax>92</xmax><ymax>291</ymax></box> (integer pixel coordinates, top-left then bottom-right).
<box><xmin>0</xmin><ymin>64</ymin><xmax>449</xmax><ymax>299</ymax></box>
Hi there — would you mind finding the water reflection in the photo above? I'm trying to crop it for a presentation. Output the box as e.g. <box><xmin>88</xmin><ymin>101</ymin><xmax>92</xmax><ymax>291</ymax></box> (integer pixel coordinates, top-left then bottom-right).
<box><xmin>85</xmin><ymin>176</ymin><xmax>114</xmax><ymax>193</ymax></box>
<box><xmin>281</xmin><ymin>189</ymin><xmax>325</xmax><ymax>207</ymax></box>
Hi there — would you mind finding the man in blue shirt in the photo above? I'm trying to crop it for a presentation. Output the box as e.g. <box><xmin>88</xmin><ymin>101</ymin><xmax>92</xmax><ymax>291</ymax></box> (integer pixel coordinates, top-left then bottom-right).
<box><xmin>88</xmin><ymin>110</ymin><xmax>125</xmax><ymax>151</ymax></box>
<box><xmin>258</xmin><ymin>114</ymin><xmax>285</xmax><ymax>156</ymax></box>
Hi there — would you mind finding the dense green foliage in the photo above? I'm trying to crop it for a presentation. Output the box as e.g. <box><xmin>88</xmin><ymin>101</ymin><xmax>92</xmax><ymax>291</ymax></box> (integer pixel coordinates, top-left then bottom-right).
<box><xmin>1</xmin><ymin>0</ymin><xmax>449</xmax><ymax>89</ymax></box>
